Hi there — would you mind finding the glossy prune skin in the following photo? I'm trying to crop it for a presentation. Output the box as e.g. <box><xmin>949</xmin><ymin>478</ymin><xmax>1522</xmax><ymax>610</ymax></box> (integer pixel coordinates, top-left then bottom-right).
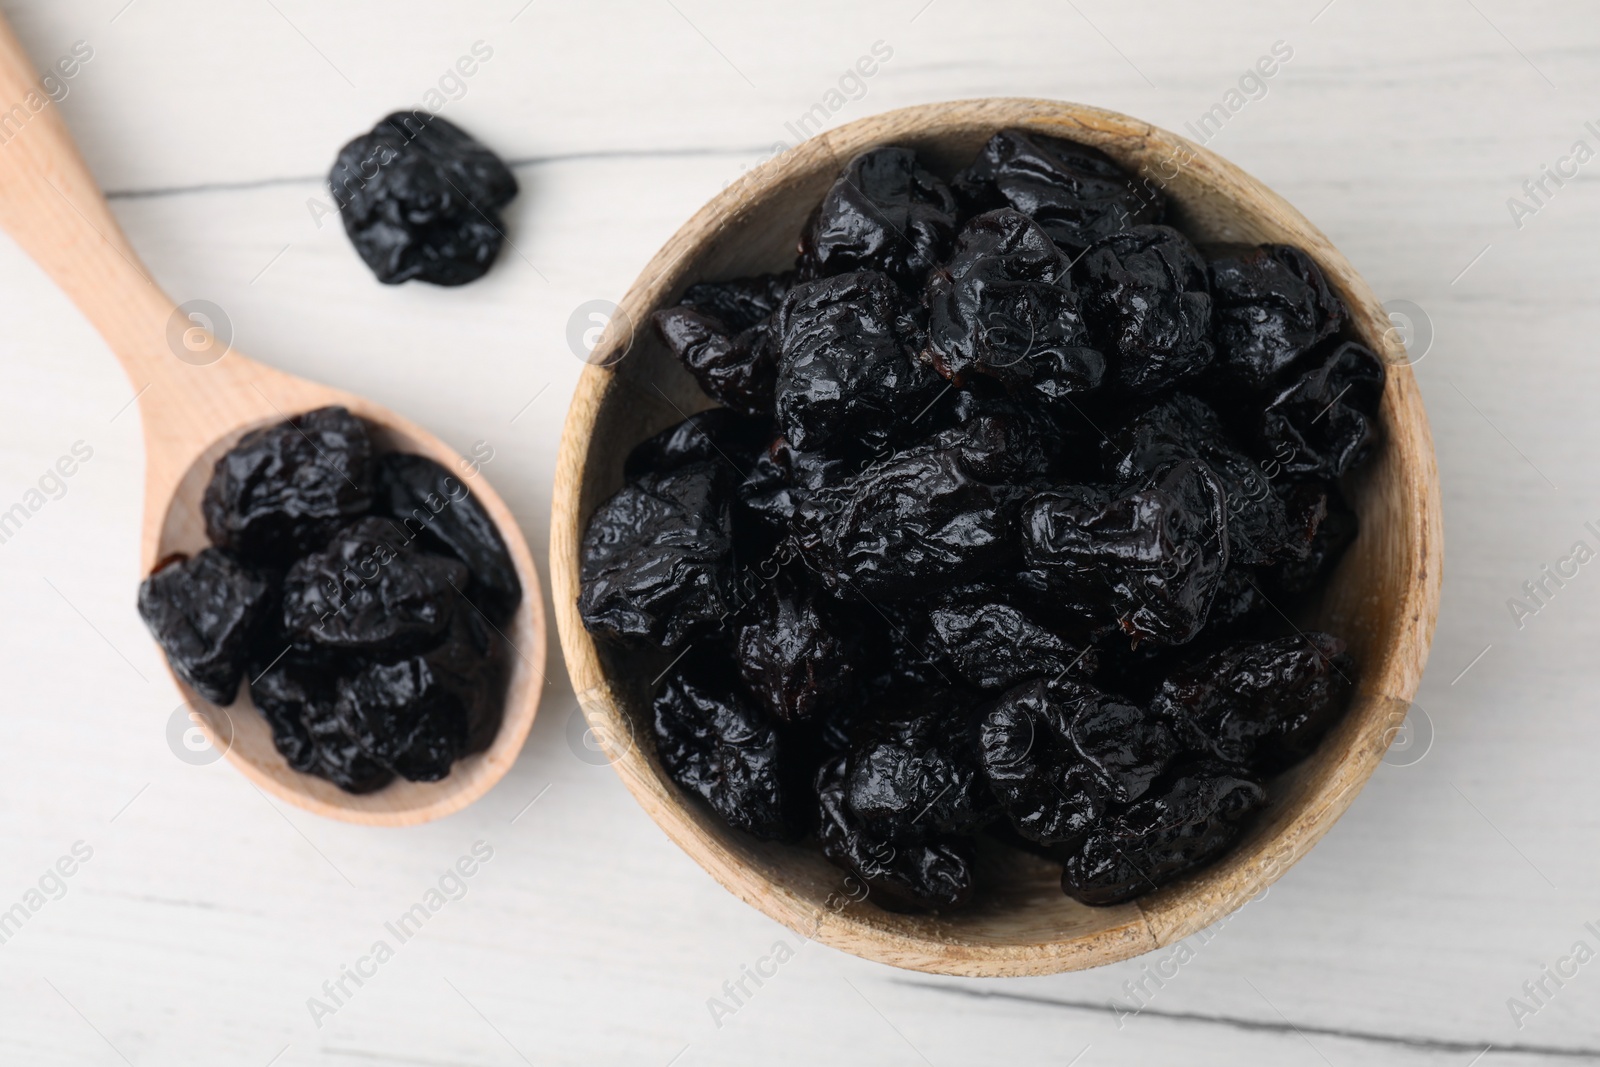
<box><xmin>774</xmin><ymin>271</ymin><xmax>943</xmax><ymax>456</ymax></box>
<box><xmin>372</xmin><ymin>453</ymin><xmax>522</xmax><ymax>624</ymax></box>
<box><xmin>1078</xmin><ymin>224</ymin><xmax>1213</xmax><ymax>393</ymax></box>
<box><xmin>799</xmin><ymin>147</ymin><xmax>957</xmax><ymax>288</ymax></box>
<box><xmin>1023</xmin><ymin>460</ymin><xmax>1229</xmax><ymax>646</ymax></box>
<box><xmin>1107</xmin><ymin>393</ymin><xmax>1295</xmax><ymax>567</ymax></box>
<box><xmin>1274</xmin><ymin>481</ymin><xmax>1357</xmax><ymax>595</ymax></box>
<box><xmin>843</xmin><ymin>699</ymin><xmax>997</xmax><ymax>842</ymax></box>
<box><xmin>1260</xmin><ymin>341</ymin><xmax>1386</xmax><ymax>479</ymax></box>
<box><xmin>330</xmin><ymin>113</ymin><xmax>517</xmax><ymax>286</ymax></box>
<box><xmin>622</xmin><ymin>409</ymin><xmax>770</xmax><ymax>482</ymax></box>
<box><xmin>1208</xmin><ymin>244</ymin><xmax>1346</xmax><ymax>391</ymax></box>
<box><xmin>251</xmin><ymin>661</ymin><xmax>396</xmax><ymax>794</ymax></box>
<box><xmin>816</xmin><ymin>754</ymin><xmax>974</xmax><ymax>912</ymax></box>
<box><xmin>1154</xmin><ymin>633</ymin><xmax>1353</xmax><ymax>775</ymax></box>
<box><xmin>924</xmin><ymin>209</ymin><xmax>1105</xmax><ymax>407</ymax></box>
<box><xmin>927</xmin><ymin>584</ymin><xmax>1098</xmax><ymax>691</ymax></box>
<box><xmin>1060</xmin><ymin>759</ymin><xmax>1266</xmax><ymax>905</ymax></box>
<box><xmin>137</xmin><ymin>548</ymin><xmax>272</xmax><ymax>705</ymax></box>
<box><xmin>952</xmin><ymin>129</ymin><xmax>1163</xmax><ymax>253</ymax></box>
<box><xmin>578</xmin><ymin>462</ymin><xmax>735</xmax><ymax>649</ymax></box>
<box><xmin>735</xmin><ymin>581</ymin><xmax>857</xmax><ymax>725</ymax></box>
<box><xmin>980</xmin><ymin>677</ymin><xmax>1177</xmax><ymax>849</ymax></box>
<box><xmin>282</xmin><ymin>517</ymin><xmax>467</xmax><ymax>656</ymax></box>
<box><xmin>793</xmin><ymin>435</ymin><xmax>1018</xmax><ymax>602</ymax></box>
<box><xmin>680</xmin><ymin>271</ymin><xmax>793</xmax><ymax>332</ymax></box>
<box><xmin>652</xmin><ymin>307</ymin><xmax>780</xmax><ymax>419</ymax></box>
<box><xmin>653</xmin><ymin>652</ymin><xmax>802</xmax><ymax>841</ymax></box>
<box><xmin>202</xmin><ymin>406</ymin><xmax>373</xmax><ymax>568</ymax></box>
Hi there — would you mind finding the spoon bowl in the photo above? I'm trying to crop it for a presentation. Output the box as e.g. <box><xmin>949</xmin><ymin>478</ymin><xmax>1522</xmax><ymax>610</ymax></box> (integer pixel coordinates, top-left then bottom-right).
<box><xmin>0</xmin><ymin>18</ymin><xmax>545</xmax><ymax>825</ymax></box>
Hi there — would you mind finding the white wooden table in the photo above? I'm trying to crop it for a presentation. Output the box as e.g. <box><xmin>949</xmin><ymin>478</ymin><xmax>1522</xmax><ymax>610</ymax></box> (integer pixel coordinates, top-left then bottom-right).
<box><xmin>1</xmin><ymin>1</ymin><xmax>1596</xmax><ymax>1063</ymax></box>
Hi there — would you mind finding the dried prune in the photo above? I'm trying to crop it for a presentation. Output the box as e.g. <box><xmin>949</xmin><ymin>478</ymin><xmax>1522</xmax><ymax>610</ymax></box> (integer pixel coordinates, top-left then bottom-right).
<box><xmin>1078</xmin><ymin>224</ymin><xmax>1212</xmax><ymax>393</ymax></box>
<box><xmin>330</xmin><ymin>112</ymin><xmax>517</xmax><ymax>286</ymax></box>
<box><xmin>952</xmin><ymin>129</ymin><xmax>1162</xmax><ymax>252</ymax></box>
<box><xmin>251</xmin><ymin>661</ymin><xmax>397</xmax><ymax>794</ymax></box>
<box><xmin>1059</xmin><ymin>759</ymin><xmax>1265</xmax><ymax>905</ymax></box>
<box><xmin>653</xmin><ymin>652</ymin><xmax>802</xmax><ymax>841</ymax></box>
<box><xmin>622</xmin><ymin>408</ymin><xmax>770</xmax><ymax>482</ymax></box>
<box><xmin>842</xmin><ymin>700</ymin><xmax>996</xmax><ymax>841</ymax></box>
<box><xmin>202</xmin><ymin>406</ymin><xmax>373</xmax><ymax>567</ymax></box>
<box><xmin>735</xmin><ymin>580</ymin><xmax>857</xmax><ymax>724</ymax></box>
<box><xmin>1259</xmin><ymin>341</ymin><xmax>1386</xmax><ymax>478</ymax></box>
<box><xmin>793</xmin><ymin>437</ymin><xmax>1018</xmax><ymax>601</ymax></box>
<box><xmin>1154</xmin><ymin>633</ymin><xmax>1353</xmax><ymax>775</ymax></box>
<box><xmin>1023</xmin><ymin>460</ymin><xmax>1229</xmax><ymax>646</ymax></box>
<box><xmin>282</xmin><ymin>517</ymin><xmax>467</xmax><ymax>656</ymax></box>
<box><xmin>924</xmin><ymin>209</ymin><xmax>1105</xmax><ymax>406</ymax></box>
<box><xmin>927</xmin><ymin>585</ymin><xmax>1097</xmax><ymax>690</ymax></box>
<box><xmin>816</xmin><ymin>754</ymin><xmax>974</xmax><ymax>911</ymax></box>
<box><xmin>799</xmin><ymin>147</ymin><xmax>956</xmax><ymax>287</ymax></box>
<box><xmin>1209</xmin><ymin>244</ymin><xmax>1346</xmax><ymax>390</ymax></box>
<box><xmin>774</xmin><ymin>271</ymin><xmax>942</xmax><ymax>456</ymax></box>
<box><xmin>578</xmin><ymin>462</ymin><xmax>735</xmax><ymax>649</ymax></box>
<box><xmin>980</xmin><ymin>677</ymin><xmax>1177</xmax><ymax>848</ymax></box>
<box><xmin>137</xmin><ymin>548</ymin><xmax>273</xmax><ymax>705</ymax></box>
<box><xmin>653</xmin><ymin>307</ymin><xmax>781</xmax><ymax>419</ymax></box>
<box><xmin>1274</xmin><ymin>481</ymin><xmax>1357</xmax><ymax>595</ymax></box>
<box><xmin>680</xmin><ymin>271</ymin><xmax>794</xmax><ymax>331</ymax></box>
<box><xmin>373</xmin><ymin>453</ymin><xmax>522</xmax><ymax>623</ymax></box>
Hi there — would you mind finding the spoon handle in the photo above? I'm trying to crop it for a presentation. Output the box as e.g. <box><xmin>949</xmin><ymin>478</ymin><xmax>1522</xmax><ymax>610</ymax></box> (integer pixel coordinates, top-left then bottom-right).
<box><xmin>0</xmin><ymin>16</ymin><xmax>286</xmax><ymax>458</ymax></box>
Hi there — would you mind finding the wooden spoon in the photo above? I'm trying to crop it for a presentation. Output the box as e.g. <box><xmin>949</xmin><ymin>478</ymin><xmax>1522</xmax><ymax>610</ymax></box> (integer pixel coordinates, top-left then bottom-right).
<box><xmin>0</xmin><ymin>18</ymin><xmax>546</xmax><ymax>824</ymax></box>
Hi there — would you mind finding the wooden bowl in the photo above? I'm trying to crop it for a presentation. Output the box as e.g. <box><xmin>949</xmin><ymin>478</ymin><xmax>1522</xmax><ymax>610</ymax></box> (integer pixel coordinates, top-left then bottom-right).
<box><xmin>551</xmin><ymin>98</ymin><xmax>1441</xmax><ymax>975</ymax></box>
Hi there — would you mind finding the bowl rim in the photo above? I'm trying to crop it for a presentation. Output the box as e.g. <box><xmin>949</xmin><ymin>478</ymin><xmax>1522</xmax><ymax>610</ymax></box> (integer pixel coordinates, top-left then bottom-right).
<box><xmin>550</xmin><ymin>97</ymin><xmax>1442</xmax><ymax>976</ymax></box>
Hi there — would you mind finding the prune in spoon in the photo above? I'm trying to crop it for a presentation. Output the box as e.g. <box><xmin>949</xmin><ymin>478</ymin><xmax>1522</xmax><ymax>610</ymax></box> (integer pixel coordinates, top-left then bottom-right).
<box><xmin>799</xmin><ymin>146</ymin><xmax>957</xmax><ymax>288</ymax></box>
<box><xmin>137</xmin><ymin>548</ymin><xmax>273</xmax><ymax>705</ymax></box>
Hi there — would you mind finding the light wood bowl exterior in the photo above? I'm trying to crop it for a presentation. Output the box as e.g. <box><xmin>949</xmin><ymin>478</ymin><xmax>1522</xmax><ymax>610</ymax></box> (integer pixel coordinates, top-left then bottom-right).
<box><xmin>0</xmin><ymin>17</ymin><xmax>545</xmax><ymax>825</ymax></box>
<box><xmin>552</xmin><ymin>98</ymin><xmax>1441</xmax><ymax>975</ymax></box>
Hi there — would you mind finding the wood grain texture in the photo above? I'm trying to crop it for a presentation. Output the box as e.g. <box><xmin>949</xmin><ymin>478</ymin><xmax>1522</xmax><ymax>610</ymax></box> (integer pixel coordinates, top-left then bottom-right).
<box><xmin>0</xmin><ymin>12</ymin><xmax>545</xmax><ymax>826</ymax></box>
<box><xmin>551</xmin><ymin>98</ymin><xmax>1442</xmax><ymax>976</ymax></box>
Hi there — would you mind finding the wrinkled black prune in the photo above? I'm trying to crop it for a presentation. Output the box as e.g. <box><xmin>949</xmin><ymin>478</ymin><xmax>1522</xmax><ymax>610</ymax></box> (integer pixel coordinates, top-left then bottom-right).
<box><xmin>653</xmin><ymin>652</ymin><xmax>803</xmax><ymax>840</ymax></box>
<box><xmin>1209</xmin><ymin>244</ymin><xmax>1346</xmax><ymax>390</ymax></box>
<box><xmin>799</xmin><ymin>147</ymin><xmax>957</xmax><ymax>288</ymax></box>
<box><xmin>1154</xmin><ymin>633</ymin><xmax>1353</xmax><ymax>775</ymax></box>
<box><xmin>1274</xmin><ymin>481</ymin><xmax>1357</xmax><ymax>595</ymax></box>
<box><xmin>774</xmin><ymin>271</ymin><xmax>943</xmax><ymax>456</ymax></box>
<box><xmin>980</xmin><ymin>677</ymin><xmax>1176</xmax><ymax>849</ymax></box>
<box><xmin>622</xmin><ymin>408</ymin><xmax>770</xmax><ymax>482</ymax></box>
<box><xmin>373</xmin><ymin>453</ymin><xmax>522</xmax><ymax>624</ymax></box>
<box><xmin>1078</xmin><ymin>224</ymin><xmax>1212</xmax><ymax>393</ymax></box>
<box><xmin>330</xmin><ymin>112</ymin><xmax>517</xmax><ymax>286</ymax></box>
<box><xmin>652</xmin><ymin>306</ymin><xmax>781</xmax><ymax>420</ymax></box>
<box><xmin>735</xmin><ymin>580</ymin><xmax>857</xmax><ymax>724</ymax></box>
<box><xmin>680</xmin><ymin>271</ymin><xmax>794</xmax><ymax>332</ymax></box>
<box><xmin>282</xmin><ymin>517</ymin><xmax>467</xmax><ymax>656</ymax></box>
<box><xmin>1059</xmin><ymin>759</ymin><xmax>1265</xmax><ymax>905</ymax></box>
<box><xmin>924</xmin><ymin>209</ymin><xmax>1105</xmax><ymax>406</ymax></box>
<box><xmin>137</xmin><ymin>549</ymin><xmax>273</xmax><ymax>705</ymax></box>
<box><xmin>927</xmin><ymin>584</ymin><xmax>1098</xmax><ymax>690</ymax></box>
<box><xmin>843</xmin><ymin>699</ymin><xmax>997</xmax><ymax>841</ymax></box>
<box><xmin>251</xmin><ymin>660</ymin><xmax>397</xmax><ymax>794</ymax></box>
<box><xmin>1023</xmin><ymin>460</ymin><xmax>1229</xmax><ymax>646</ymax></box>
<box><xmin>578</xmin><ymin>462</ymin><xmax>735</xmax><ymax>649</ymax></box>
<box><xmin>203</xmin><ymin>406</ymin><xmax>374</xmax><ymax>568</ymax></box>
<box><xmin>816</xmin><ymin>754</ymin><xmax>974</xmax><ymax>911</ymax></box>
<box><xmin>1259</xmin><ymin>341</ymin><xmax>1386</xmax><ymax>479</ymax></box>
<box><xmin>953</xmin><ymin>129</ymin><xmax>1162</xmax><ymax>253</ymax></box>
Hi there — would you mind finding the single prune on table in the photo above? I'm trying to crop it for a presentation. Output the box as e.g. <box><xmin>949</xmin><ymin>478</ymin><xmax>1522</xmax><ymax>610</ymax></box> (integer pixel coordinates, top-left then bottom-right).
<box><xmin>1059</xmin><ymin>759</ymin><xmax>1266</xmax><ymax>905</ymax></box>
<box><xmin>1107</xmin><ymin>393</ymin><xmax>1296</xmax><ymax>567</ymax></box>
<box><xmin>202</xmin><ymin>406</ymin><xmax>373</xmax><ymax>568</ymax></box>
<box><xmin>980</xmin><ymin>677</ymin><xmax>1177</xmax><ymax>849</ymax></box>
<box><xmin>137</xmin><ymin>548</ymin><xmax>273</xmax><ymax>705</ymax></box>
<box><xmin>330</xmin><ymin>112</ymin><xmax>517</xmax><ymax>286</ymax></box>
<box><xmin>1078</xmin><ymin>224</ymin><xmax>1213</xmax><ymax>393</ymax></box>
<box><xmin>578</xmin><ymin>462</ymin><xmax>735</xmax><ymax>649</ymax></box>
<box><xmin>1209</xmin><ymin>244</ymin><xmax>1346</xmax><ymax>391</ymax></box>
<box><xmin>799</xmin><ymin>147</ymin><xmax>957</xmax><ymax>288</ymax></box>
<box><xmin>680</xmin><ymin>271</ymin><xmax>794</xmax><ymax>332</ymax></box>
<box><xmin>816</xmin><ymin>754</ymin><xmax>975</xmax><ymax>911</ymax></box>
<box><xmin>622</xmin><ymin>408</ymin><xmax>771</xmax><ymax>482</ymax></box>
<box><xmin>735</xmin><ymin>580</ymin><xmax>858</xmax><ymax>725</ymax></box>
<box><xmin>924</xmin><ymin>209</ymin><xmax>1105</xmax><ymax>407</ymax></box>
<box><xmin>1259</xmin><ymin>341</ymin><xmax>1386</xmax><ymax>479</ymax></box>
<box><xmin>1023</xmin><ymin>460</ymin><xmax>1229</xmax><ymax>646</ymax></box>
<box><xmin>1274</xmin><ymin>481</ymin><xmax>1357</xmax><ymax>596</ymax></box>
<box><xmin>842</xmin><ymin>698</ymin><xmax>997</xmax><ymax>842</ymax></box>
<box><xmin>774</xmin><ymin>271</ymin><xmax>943</xmax><ymax>456</ymax></box>
<box><xmin>652</xmin><ymin>307</ymin><xmax>781</xmax><ymax>420</ymax></box>
<box><xmin>373</xmin><ymin>453</ymin><xmax>522</xmax><ymax>624</ymax></box>
<box><xmin>282</xmin><ymin>517</ymin><xmax>467</xmax><ymax>656</ymax></box>
<box><xmin>952</xmin><ymin>129</ymin><xmax>1163</xmax><ymax>253</ymax></box>
<box><xmin>653</xmin><ymin>651</ymin><xmax>803</xmax><ymax>841</ymax></box>
<box><xmin>793</xmin><ymin>432</ymin><xmax>1019</xmax><ymax>601</ymax></box>
<box><xmin>1154</xmin><ymin>633</ymin><xmax>1354</xmax><ymax>776</ymax></box>
<box><xmin>927</xmin><ymin>584</ymin><xmax>1098</xmax><ymax>691</ymax></box>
